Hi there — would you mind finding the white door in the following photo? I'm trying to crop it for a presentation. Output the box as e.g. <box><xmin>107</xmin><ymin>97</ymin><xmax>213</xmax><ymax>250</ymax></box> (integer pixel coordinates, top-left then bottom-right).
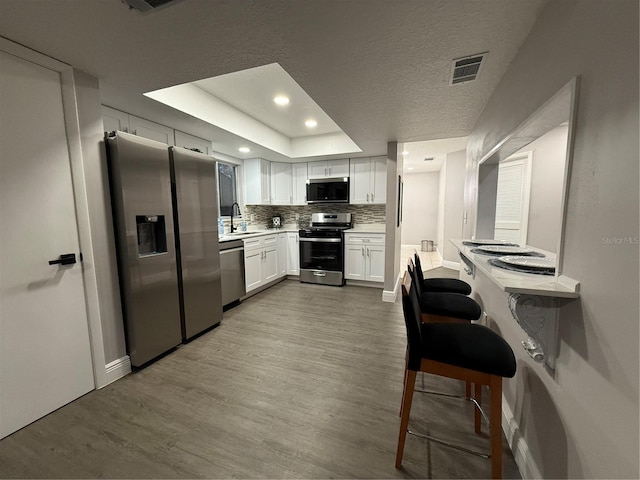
<box><xmin>291</xmin><ymin>163</ymin><xmax>308</xmax><ymax>205</ymax></box>
<box><xmin>371</xmin><ymin>156</ymin><xmax>387</xmax><ymax>204</ymax></box>
<box><xmin>366</xmin><ymin>245</ymin><xmax>386</xmax><ymax>282</ymax></box>
<box><xmin>286</xmin><ymin>233</ymin><xmax>300</xmax><ymax>275</ymax></box>
<box><xmin>244</xmin><ymin>248</ymin><xmax>263</xmax><ymax>293</ymax></box>
<box><xmin>494</xmin><ymin>152</ymin><xmax>532</xmax><ymax>245</ymax></box>
<box><xmin>344</xmin><ymin>244</ymin><xmax>366</xmax><ymax>280</ymax></box>
<box><xmin>349</xmin><ymin>158</ymin><xmax>371</xmax><ymax>204</ymax></box>
<box><xmin>0</xmin><ymin>51</ymin><xmax>95</xmax><ymax>439</ymax></box>
<box><xmin>270</xmin><ymin>162</ymin><xmax>292</xmax><ymax>205</ymax></box>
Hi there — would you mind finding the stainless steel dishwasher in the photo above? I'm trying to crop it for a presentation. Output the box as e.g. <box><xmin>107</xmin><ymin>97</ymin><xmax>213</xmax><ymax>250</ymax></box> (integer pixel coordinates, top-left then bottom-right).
<box><xmin>219</xmin><ymin>239</ymin><xmax>246</xmax><ymax>309</ymax></box>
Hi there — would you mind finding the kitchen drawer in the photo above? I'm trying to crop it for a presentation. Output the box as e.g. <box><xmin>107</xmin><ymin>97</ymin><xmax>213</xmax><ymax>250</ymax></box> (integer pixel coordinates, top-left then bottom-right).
<box><xmin>243</xmin><ymin>237</ymin><xmax>263</xmax><ymax>250</ymax></box>
<box><xmin>344</xmin><ymin>233</ymin><xmax>385</xmax><ymax>246</ymax></box>
<box><xmin>263</xmin><ymin>234</ymin><xmax>278</xmax><ymax>246</ymax></box>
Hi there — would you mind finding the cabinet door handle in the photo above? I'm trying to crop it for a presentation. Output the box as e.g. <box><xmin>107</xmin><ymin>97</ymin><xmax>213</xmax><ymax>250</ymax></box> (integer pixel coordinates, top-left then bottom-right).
<box><xmin>367</xmin><ymin>248</ymin><xmax>370</xmax><ymax>257</ymax></box>
<box><xmin>366</xmin><ymin>193</ymin><xmax>369</xmax><ymax>202</ymax></box>
<box><xmin>361</xmin><ymin>247</ymin><xmax>365</xmax><ymax>256</ymax></box>
<box><xmin>371</xmin><ymin>193</ymin><xmax>374</xmax><ymax>202</ymax></box>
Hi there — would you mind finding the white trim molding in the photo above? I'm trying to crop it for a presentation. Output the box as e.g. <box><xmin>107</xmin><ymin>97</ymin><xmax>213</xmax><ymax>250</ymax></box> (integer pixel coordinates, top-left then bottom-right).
<box><xmin>103</xmin><ymin>356</ymin><xmax>132</xmax><ymax>387</ymax></box>
<box><xmin>442</xmin><ymin>260</ymin><xmax>460</xmax><ymax>270</ymax></box>
<box><xmin>502</xmin><ymin>394</ymin><xmax>542</xmax><ymax>480</ymax></box>
<box><xmin>382</xmin><ymin>272</ymin><xmax>402</xmax><ymax>302</ymax></box>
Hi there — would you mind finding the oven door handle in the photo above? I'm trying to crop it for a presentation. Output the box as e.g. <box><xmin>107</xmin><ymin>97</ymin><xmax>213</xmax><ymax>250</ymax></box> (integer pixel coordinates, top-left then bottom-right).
<box><xmin>299</xmin><ymin>237</ymin><xmax>342</xmax><ymax>243</ymax></box>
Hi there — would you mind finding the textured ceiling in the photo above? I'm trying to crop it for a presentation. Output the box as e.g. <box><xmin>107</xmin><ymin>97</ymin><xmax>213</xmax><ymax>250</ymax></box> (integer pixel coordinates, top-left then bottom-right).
<box><xmin>0</xmin><ymin>0</ymin><xmax>547</xmax><ymax>162</ymax></box>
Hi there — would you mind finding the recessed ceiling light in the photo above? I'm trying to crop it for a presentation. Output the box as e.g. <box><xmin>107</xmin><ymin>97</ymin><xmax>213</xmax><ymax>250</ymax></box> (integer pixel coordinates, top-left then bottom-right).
<box><xmin>273</xmin><ymin>95</ymin><xmax>290</xmax><ymax>106</ymax></box>
<box><xmin>402</xmin><ymin>151</ymin><xmax>409</xmax><ymax>155</ymax></box>
<box><xmin>239</xmin><ymin>147</ymin><xmax>251</xmax><ymax>153</ymax></box>
<box><xmin>407</xmin><ymin>167</ymin><xmax>414</xmax><ymax>171</ymax></box>
<box><xmin>305</xmin><ymin>119</ymin><xmax>318</xmax><ymax>128</ymax></box>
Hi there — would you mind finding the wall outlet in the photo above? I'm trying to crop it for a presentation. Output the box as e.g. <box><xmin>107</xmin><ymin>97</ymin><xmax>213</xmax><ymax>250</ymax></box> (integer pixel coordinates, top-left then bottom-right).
<box><xmin>295</xmin><ymin>213</ymin><xmax>299</xmax><ymax>220</ymax></box>
<box><xmin>250</xmin><ymin>214</ymin><xmax>255</xmax><ymax>222</ymax></box>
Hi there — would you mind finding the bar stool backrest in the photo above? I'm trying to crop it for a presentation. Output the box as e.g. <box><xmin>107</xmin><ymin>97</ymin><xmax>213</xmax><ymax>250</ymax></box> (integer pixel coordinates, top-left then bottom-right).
<box><xmin>401</xmin><ymin>270</ymin><xmax>426</xmax><ymax>372</ymax></box>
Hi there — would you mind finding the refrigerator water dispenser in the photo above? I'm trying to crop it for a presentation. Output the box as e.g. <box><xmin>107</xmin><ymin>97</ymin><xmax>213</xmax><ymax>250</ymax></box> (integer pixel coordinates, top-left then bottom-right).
<box><xmin>136</xmin><ymin>215</ymin><xmax>167</xmax><ymax>256</ymax></box>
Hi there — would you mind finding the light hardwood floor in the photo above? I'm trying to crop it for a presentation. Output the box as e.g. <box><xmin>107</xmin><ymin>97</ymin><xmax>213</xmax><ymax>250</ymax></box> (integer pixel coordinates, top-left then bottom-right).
<box><xmin>0</xmin><ymin>279</ymin><xmax>520</xmax><ymax>479</ymax></box>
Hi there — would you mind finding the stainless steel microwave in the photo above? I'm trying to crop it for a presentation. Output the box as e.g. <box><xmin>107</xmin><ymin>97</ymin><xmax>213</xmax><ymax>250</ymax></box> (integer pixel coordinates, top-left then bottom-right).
<box><xmin>306</xmin><ymin>177</ymin><xmax>350</xmax><ymax>203</ymax></box>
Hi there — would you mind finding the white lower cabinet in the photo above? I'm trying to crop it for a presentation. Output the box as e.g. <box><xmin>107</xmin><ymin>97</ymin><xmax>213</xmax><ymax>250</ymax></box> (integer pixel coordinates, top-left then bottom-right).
<box><xmin>244</xmin><ymin>234</ymin><xmax>279</xmax><ymax>293</ymax></box>
<box><xmin>277</xmin><ymin>233</ymin><xmax>287</xmax><ymax>277</ymax></box>
<box><xmin>344</xmin><ymin>233</ymin><xmax>385</xmax><ymax>282</ymax></box>
<box><xmin>286</xmin><ymin>232</ymin><xmax>299</xmax><ymax>275</ymax></box>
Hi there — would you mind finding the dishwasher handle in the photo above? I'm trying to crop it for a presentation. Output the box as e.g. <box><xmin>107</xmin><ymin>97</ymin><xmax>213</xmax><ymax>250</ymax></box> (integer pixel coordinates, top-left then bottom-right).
<box><xmin>220</xmin><ymin>247</ymin><xmax>244</xmax><ymax>254</ymax></box>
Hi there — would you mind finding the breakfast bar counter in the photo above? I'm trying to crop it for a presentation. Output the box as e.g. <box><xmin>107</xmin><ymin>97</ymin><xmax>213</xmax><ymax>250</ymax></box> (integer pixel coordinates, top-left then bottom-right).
<box><xmin>451</xmin><ymin>239</ymin><xmax>580</xmax><ymax>299</ymax></box>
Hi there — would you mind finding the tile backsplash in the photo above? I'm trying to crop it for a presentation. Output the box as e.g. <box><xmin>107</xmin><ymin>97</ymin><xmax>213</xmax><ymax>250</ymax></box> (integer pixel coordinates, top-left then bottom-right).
<box><xmin>243</xmin><ymin>204</ymin><xmax>386</xmax><ymax>229</ymax></box>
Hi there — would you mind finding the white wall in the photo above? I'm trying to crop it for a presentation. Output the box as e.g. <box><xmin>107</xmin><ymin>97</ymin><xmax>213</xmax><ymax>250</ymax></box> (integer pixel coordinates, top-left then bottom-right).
<box><xmin>464</xmin><ymin>1</ymin><xmax>639</xmax><ymax>477</ymax></box>
<box><xmin>441</xmin><ymin>149</ymin><xmax>466</xmax><ymax>263</ymax></box>
<box><xmin>383</xmin><ymin>142</ymin><xmax>402</xmax><ymax>298</ymax></box>
<box><xmin>401</xmin><ymin>171</ymin><xmax>439</xmax><ymax>245</ymax></box>
<box><xmin>74</xmin><ymin>70</ymin><xmax>127</xmax><ymax>366</ymax></box>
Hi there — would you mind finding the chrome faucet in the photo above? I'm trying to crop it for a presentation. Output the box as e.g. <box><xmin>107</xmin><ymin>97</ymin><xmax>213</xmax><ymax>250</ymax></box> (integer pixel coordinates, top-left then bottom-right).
<box><xmin>230</xmin><ymin>202</ymin><xmax>241</xmax><ymax>233</ymax></box>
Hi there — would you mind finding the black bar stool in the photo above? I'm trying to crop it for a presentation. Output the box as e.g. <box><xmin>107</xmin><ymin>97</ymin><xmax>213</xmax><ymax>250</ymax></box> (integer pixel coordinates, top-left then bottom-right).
<box><xmin>414</xmin><ymin>250</ymin><xmax>472</xmax><ymax>295</ymax></box>
<box><xmin>396</xmin><ymin>270</ymin><xmax>516</xmax><ymax>479</ymax></box>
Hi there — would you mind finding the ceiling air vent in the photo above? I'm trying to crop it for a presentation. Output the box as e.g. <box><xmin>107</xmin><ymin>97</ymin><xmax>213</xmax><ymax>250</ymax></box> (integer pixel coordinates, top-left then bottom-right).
<box><xmin>424</xmin><ymin>157</ymin><xmax>435</xmax><ymax>162</ymax></box>
<box><xmin>450</xmin><ymin>53</ymin><xmax>487</xmax><ymax>85</ymax></box>
<box><xmin>121</xmin><ymin>0</ymin><xmax>183</xmax><ymax>13</ymax></box>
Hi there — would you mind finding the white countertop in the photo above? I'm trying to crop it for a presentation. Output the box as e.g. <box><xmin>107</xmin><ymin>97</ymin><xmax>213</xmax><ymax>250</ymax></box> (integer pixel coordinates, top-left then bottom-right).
<box><xmin>219</xmin><ymin>227</ymin><xmax>298</xmax><ymax>242</ymax></box>
<box><xmin>451</xmin><ymin>239</ymin><xmax>580</xmax><ymax>298</ymax></box>
<box><xmin>345</xmin><ymin>224</ymin><xmax>386</xmax><ymax>233</ymax></box>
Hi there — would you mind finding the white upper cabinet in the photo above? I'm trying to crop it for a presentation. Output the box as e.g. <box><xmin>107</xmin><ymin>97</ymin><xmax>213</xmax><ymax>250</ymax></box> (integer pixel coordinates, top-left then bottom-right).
<box><xmin>174</xmin><ymin>130</ymin><xmax>212</xmax><ymax>155</ymax></box>
<box><xmin>244</xmin><ymin>158</ymin><xmax>271</xmax><ymax>205</ymax></box>
<box><xmin>307</xmin><ymin>159</ymin><xmax>349</xmax><ymax>179</ymax></box>
<box><xmin>129</xmin><ymin>115</ymin><xmax>175</xmax><ymax>145</ymax></box>
<box><xmin>291</xmin><ymin>163</ymin><xmax>308</xmax><ymax>205</ymax></box>
<box><xmin>101</xmin><ymin>106</ymin><xmax>175</xmax><ymax>145</ymax></box>
<box><xmin>245</xmin><ymin>160</ymin><xmax>308</xmax><ymax>206</ymax></box>
<box><xmin>270</xmin><ymin>162</ymin><xmax>293</xmax><ymax>205</ymax></box>
<box><xmin>349</xmin><ymin>156</ymin><xmax>387</xmax><ymax>204</ymax></box>
<box><xmin>102</xmin><ymin>106</ymin><xmax>129</xmax><ymax>133</ymax></box>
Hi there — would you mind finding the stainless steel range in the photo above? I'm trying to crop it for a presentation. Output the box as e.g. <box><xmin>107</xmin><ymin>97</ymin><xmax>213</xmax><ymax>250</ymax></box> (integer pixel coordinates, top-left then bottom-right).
<box><xmin>299</xmin><ymin>213</ymin><xmax>352</xmax><ymax>286</ymax></box>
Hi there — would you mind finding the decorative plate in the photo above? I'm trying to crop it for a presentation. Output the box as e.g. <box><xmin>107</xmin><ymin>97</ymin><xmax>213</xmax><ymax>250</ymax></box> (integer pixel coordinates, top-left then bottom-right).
<box><xmin>462</xmin><ymin>239</ymin><xmax>518</xmax><ymax>246</ymax></box>
<box><xmin>498</xmin><ymin>255</ymin><xmax>556</xmax><ymax>270</ymax></box>
<box><xmin>477</xmin><ymin>245</ymin><xmax>536</xmax><ymax>255</ymax></box>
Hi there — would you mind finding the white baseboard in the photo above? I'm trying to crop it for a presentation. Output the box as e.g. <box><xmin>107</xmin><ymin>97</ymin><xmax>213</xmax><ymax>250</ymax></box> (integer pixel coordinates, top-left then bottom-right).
<box><xmin>502</xmin><ymin>394</ymin><xmax>542</xmax><ymax>480</ymax></box>
<box><xmin>102</xmin><ymin>355</ymin><xmax>131</xmax><ymax>388</ymax></box>
<box><xmin>441</xmin><ymin>260</ymin><xmax>460</xmax><ymax>270</ymax></box>
<box><xmin>382</xmin><ymin>272</ymin><xmax>402</xmax><ymax>302</ymax></box>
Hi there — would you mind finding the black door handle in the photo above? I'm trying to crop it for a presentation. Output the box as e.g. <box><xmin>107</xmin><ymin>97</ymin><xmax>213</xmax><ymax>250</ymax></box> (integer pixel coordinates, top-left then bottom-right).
<box><xmin>48</xmin><ymin>253</ymin><xmax>76</xmax><ymax>266</ymax></box>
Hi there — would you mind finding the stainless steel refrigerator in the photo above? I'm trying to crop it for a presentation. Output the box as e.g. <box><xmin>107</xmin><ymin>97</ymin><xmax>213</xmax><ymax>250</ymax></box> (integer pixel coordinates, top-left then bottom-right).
<box><xmin>106</xmin><ymin>131</ymin><xmax>222</xmax><ymax>367</ymax></box>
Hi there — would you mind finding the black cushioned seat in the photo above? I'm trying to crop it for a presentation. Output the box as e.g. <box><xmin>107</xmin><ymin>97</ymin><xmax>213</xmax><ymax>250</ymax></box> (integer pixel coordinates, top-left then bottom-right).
<box><xmin>421</xmin><ymin>322</ymin><xmax>517</xmax><ymax>378</ymax></box>
<box><xmin>420</xmin><ymin>292</ymin><xmax>482</xmax><ymax>320</ymax></box>
<box><xmin>414</xmin><ymin>252</ymin><xmax>472</xmax><ymax>295</ymax></box>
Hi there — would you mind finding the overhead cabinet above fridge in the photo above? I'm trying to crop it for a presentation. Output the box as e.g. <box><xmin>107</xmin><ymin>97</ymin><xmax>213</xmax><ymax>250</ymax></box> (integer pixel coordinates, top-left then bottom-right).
<box><xmin>106</xmin><ymin>132</ymin><xmax>222</xmax><ymax>368</ymax></box>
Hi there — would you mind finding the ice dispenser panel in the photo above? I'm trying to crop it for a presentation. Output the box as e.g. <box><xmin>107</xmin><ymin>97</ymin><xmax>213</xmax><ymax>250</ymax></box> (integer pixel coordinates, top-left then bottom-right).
<box><xmin>136</xmin><ymin>215</ymin><xmax>167</xmax><ymax>256</ymax></box>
